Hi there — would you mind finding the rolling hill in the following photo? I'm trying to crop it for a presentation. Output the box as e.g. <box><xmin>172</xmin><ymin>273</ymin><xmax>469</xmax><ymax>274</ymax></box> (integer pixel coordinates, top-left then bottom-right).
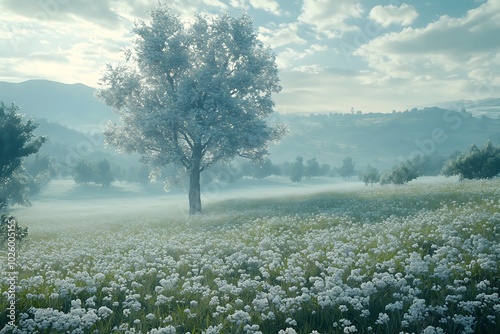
<box><xmin>2</xmin><ymin>79</ymin><xmax>500</xmax><ymax>170</ymax></box>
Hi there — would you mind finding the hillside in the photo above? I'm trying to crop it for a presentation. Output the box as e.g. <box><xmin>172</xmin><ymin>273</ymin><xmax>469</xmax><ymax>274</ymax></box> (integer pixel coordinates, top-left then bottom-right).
<box><xmin>2</xmin><ymin>80</ymin><xmax>500</xmax><ymax>171</ymax></box>
<box><xmin>0</xmin><ymin>80</ymin><xmax>116</xmax><ymax>131</ymax></box>
<box><xmin>270</xmin><ymin>108</ymin><xmax>500</xmax><ymax>169</ymax></box>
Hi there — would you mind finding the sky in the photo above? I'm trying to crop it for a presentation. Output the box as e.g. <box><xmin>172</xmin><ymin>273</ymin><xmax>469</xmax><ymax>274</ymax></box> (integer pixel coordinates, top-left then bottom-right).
<box><xmin>0</xmin><ymin>0</ymin><xmax>499</xmax><ymax>114</ymax></box>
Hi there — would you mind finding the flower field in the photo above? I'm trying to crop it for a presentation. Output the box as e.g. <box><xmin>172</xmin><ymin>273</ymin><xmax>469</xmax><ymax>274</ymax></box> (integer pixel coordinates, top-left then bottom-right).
<box><xmin>1</xmin><ymin>179</ymin><xmax>500</xmax><ymax>334</ymax></box>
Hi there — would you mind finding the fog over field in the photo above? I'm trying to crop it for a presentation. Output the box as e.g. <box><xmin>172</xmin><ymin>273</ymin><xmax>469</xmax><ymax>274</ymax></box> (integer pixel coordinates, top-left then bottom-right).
<box><xmin>11</xmin><ymin>177</ymin><xmax>369</xmax><ymax>226</ymax></box>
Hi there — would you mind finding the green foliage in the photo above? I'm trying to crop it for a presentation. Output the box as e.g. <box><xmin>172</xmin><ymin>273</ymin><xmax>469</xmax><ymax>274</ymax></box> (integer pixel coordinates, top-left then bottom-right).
<box><xmin>95</xmin><ymin>159</ymin><xmax>114</xmax><ymax>187</ymax></box>
<box><xmin>0</xmin><ymin>102</ymin><xmax>47</xmax><ymax>209</ymax></box>
<box><xmin>73</xmin><ymin>159</ymin><xmax>94</xmax><ymax>185</ymax></box>
<box><xmin>239</xmin><ymin>158</ymin><xmax>281</xmax><ymax>179</ymax></box>
<box><xmin>304</xmin><ymin>157</ymin><xmax>321</xmax><ymax>178</ymax></box>
<box><xmin>381</xmin><ymin>162</ymin><xmax>419</xmax><ymax>185</ymax></box>
<box><xmin>0</xmin><ymin>167</ymin><xmax>31</xmax><ymax>208</ymax></box>
<box><xmin>0</xmin><ymin>214</ymin><xmax>28</xmax><ymax>246</ymax></box>
<box><xmin>24</xmin><ymin>154</ymin><xmax>56</xmax><ymax>195</ymax></box>
<box><xmin>339</xmin><ymin>156</ymin><xmax>355</xmax><ymax>179</ymax></box>
<box><xmin>290</xmin><ymin>156</ymin><xmax>304</xmax><ymax>183</ymax></box>
<box><xmin>73</xmin><ymin>159</ymin><xmax>115</xmax><ymax>187</ymax></box>
<box><xmin>96</xmin><ymin>5</ymin><xmax>283</xmax><ymax>214</ymax></box>
<box><xmin>410</xmin><ymin>152</ymin><xmax>446</xmax><ymax>176</ymax></box>
<box><xmin>442</xmin><ymin>141</ymin><xmax>500</xmax><ymax>180</ymax></box>
<box><xmin>359</xmin><ymin>165</ymin><xmax>380</xmax><ymax>186</ymax></box>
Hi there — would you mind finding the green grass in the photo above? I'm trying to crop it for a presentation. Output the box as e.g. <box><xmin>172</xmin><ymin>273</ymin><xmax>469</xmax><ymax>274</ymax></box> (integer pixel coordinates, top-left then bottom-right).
<box><xmin>1</xmin><ymin>179</ymin><xmax>500</xmax><ymax>334</ymax></box>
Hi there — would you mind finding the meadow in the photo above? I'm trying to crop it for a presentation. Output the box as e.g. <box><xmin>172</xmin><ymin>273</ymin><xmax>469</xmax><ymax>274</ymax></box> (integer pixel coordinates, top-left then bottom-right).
<box><xmin>1</xmin><ymin>178</ymin><xmax>499</xmax><ymax>333</ymax></box>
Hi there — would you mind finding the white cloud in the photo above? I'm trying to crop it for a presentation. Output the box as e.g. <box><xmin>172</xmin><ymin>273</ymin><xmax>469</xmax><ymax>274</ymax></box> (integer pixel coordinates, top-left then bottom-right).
<box><xmin>355</xmin><ymin>0</ymin><xmax>500</xmax><ymax>100</ymax></box>
<box><xmin>298</xmin><ymin>0</ymin><xmax>364</xmax><ymax>38</ymax></box>
<box><xmin>291</xmin><ymin>64</ymin><xmax>325</xmax><ymax>74</ymax></box>
<box><xmin>0</xmin><ymin>0</ymin><xmax>122</xmax><ymax>28</ymax></box>
<box><xmin>368</xmin><ymin>3</ymin><xmax>418</xmax><ymax>27</ymax></box>
<box><xmin>202</xmin><ymin>0</ymin><xmax>229</xmax><ymax>10</ymax></box>
<box><xmin>275</xmin><ymin>68</ymin><xmax>473</xmax><ymax>114</ymax></box>
<box><xmin>249</xmin><ymin>0</ymin><xmax>281</xmax><ymax>16</ymax></box>
<box><xmin>258</xmin><ymin>23</ymin><xmax>306</xmax><ymax>48</ymax></box>
<box><xmin>276</xmin><ymin>44</ymin><xmax>328</xmax><ymax>69</ymax></box>
<box><xmin>229</xmin><ymin>0</ymin><xmax>249</xmax><ymax>10</ymax></box>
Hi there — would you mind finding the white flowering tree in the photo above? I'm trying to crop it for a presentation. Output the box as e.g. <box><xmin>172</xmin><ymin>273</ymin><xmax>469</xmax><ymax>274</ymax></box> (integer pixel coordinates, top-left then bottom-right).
<box><xmin>96</xmin><ymin>6</ymin><xmax>283</xmax><ymax>214</ymax></box>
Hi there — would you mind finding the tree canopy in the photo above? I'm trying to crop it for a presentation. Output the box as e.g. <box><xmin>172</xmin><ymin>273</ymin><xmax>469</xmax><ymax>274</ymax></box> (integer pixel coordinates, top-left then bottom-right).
<box><xmin>96</xmin><ymin>6</ymin><xmax>284</xmax><ymax>214</ymax></box>
<box><xmin>442</xmin><ymin>141</ymin><xmax>500</xmax><ymax>180</ymax></box>
<box><xmin>0</xmin><ymin>102</ymin><xmax>47</xmax><ymax>210</ymax></box>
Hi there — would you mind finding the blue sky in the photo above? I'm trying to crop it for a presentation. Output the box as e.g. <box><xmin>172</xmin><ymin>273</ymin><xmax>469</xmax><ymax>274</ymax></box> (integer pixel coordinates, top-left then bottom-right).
<box><xmin>0</xmin><ymin>0</ymin><xmax>498</xmax><ymax>113</ymax></box>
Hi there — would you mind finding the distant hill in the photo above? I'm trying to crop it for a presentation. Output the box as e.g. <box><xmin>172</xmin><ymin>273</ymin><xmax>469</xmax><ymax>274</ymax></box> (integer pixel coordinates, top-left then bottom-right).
<box><xmin>0</xmin><ymin>80</ymin><xmax>116</xmax><ymax>132</ymax></box>
<box><xmin>269</xmin><ymin>109</ymin><xmax>500</xmax><ymax>169</ymax></box>
<box><xmin>2</xmin><ymin>80</ymin><xmax>500</xmax><ymax>171</ymax></box>
<box><xmin>418</xmin><ymin>98</ymin><xmax>500</xmax><ymax>119</ymax></box>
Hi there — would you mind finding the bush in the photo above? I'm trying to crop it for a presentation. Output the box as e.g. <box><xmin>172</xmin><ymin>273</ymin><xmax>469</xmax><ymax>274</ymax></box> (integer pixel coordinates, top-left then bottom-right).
<box><xmin>381</xmin><ymin>162</ymin><xmax>419</xmax><ymax>185</ymax></box>
<box><xmin>359</xmin><ymin>165</ymin><xmax>380</xmax><ymax>186</ymax></box>
<box><xmin>442</xmin><ymin>141</ymin><xmax>500</xmax><ymax>180</ymax></box>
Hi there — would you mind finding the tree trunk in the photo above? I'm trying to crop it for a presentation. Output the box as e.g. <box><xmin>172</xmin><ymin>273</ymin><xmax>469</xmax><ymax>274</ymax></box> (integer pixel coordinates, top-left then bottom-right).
<box><xmin>189</xmin><ymin>167</ymin><xmax>202</xmax><ymax>215</ymax></box>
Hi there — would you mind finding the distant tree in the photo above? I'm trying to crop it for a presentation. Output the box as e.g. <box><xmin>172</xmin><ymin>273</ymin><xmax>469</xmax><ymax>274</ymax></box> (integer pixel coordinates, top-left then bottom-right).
<box><xmin>280</xmin><ymin>161</ymin><xmax>291</xmax><ymax>176</ymax></box>
<box><xmin>24</xmin><ymin>154</ymin><xmax>55</xmax><ymax>195</ymax></box>
<box><xmin>95</xmin><ymin>159</ymin><xmax>115</xmax><ymax>187</ymax></box>
<box><xmin>410</xmin><ymin>152</ymin><xmax>446</xmax><ymax>176</ymax></box>
<box><xmin>0</xmin><ymin>102</ymin><xmax>47</xmax><ymax>211</ymax></box>
<box><xmin>320</xmin><ymin>163</ymin><xmax>331</xmax><ymax>176</ymax></box>
<box><xmin>252</xmin><ymin>158</ymin><xmax>280</xmax><ymax>179</ymax></box>
<box><xmin>359</xmin><ymin>165</ymin><xmax>380</xmax><ymax>186</ymax></box>
<box><xmin>442</xmin><ymin>141</ymin><xmax>500</xmax><ymax>180</ymax></box>
<box><xmin>339</xmin><ymin>156</ymin><xmax>355</xmax><ymax>180</ymax></box>
<box><xmin>0</xmin><ymin>167</ymin><xmax>31</xmax><ymax>208</ymax></box>
<box><xmin>73</xmin><ymin>159</ymin><xmax>94</xmax><ymax>185</ymax></box>
<box><xmin>96</xmin><ymin>6</ymin><xmax>284</xmax><ymax>214</ymax></box>
<box><xmin>290</xmin><ymin>156</ymin><xmax>304</xmax><ymax>183</ymax></box>
<box><xmin>381</xmin><ymin>162</ymin><xmax>419</xmax><ymax>185</ymax></box>
<box><xmin>304</xmin><ymin>157</ymin><xmax>321</xmax><ymax>178</ymax></box>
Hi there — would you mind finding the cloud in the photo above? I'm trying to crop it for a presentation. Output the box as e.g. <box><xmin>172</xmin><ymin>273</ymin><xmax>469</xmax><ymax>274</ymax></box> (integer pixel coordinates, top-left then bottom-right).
<box><xmin>354</xmin><ymin>0</ymin><xmax>500</xmax><ymax>98</ymax></box>
<box><xmin>368</xmin><ymin>3</ymin><xmax>418</xmax><ymax>27</ymax></box>
<box><xmin>258</xmin><ymin>23</ymin><xmax>306</xmax><ymax>48</ymax></box>
<box><xmin>0</xmin><ymin>0</ymin><xmax>121</xmax><ymax>29</ymax></box>
<box><xmin>276</xmin><ymin>44</ymin><xmax>328</xmax><ymax>69</ymax></box>
<box><xmin>298</xmin><ymin>0</ymin><xmax>364</xmax><ymax>38</ymax></box>
<box><xmin>202</xmin><ymin>0</ymin><xmax>229</xmax><ymax>10</ymax></box>
<box><xmin>249</xmin><ymin>0</ymin><xmax>281</xmax><ymax>15</ymax></box>
<box><xmin>291</xmin><ymin>64</ymin><xmax>325</xmax><ymax>74</ymax></box>
<box><xmin>275</xmin><ymin>68</ymin><xmax>475</xmax><ymax>114</ymax></box>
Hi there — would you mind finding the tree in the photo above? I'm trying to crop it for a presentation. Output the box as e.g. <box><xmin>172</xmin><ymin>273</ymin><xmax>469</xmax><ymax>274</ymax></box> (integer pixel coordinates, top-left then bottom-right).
<box><xmin>96</xmin><ymin>6</ymin><xmax>283</xmax><ymax>214</ymax></box>
<box><xmin>380</xmin><ymin>162</ymin><xmax>419</xmax><ymax>185</ymax></box>
<box><xmin>410</xmin><ymin>152</ymin><xmax>446</xmax><ymax>176</ymax></box>
<box><xmin>244</xmin><ymin>158</ymin><xmax>280</xmax><ymax>179</ymax></box>
<box><xmin>359</xmin><ymin>165</ymin><xmax>380</xmax><ymax>186</ymax></box>
<box><xmin>290</xmin><ymin>156</ymin><xmax>304</xmax><ymax>183</ymax></box>
<box><xmin>24</xmin><ymin>154</ymin><xmax>56</xmax><ymax>195</ymax></box>
<box><xmin>304</xmin><ymin>157</ymin><xmax>321</xmax><ymax>178</ymax></box>
<box><xmin>442</xmin><ymin>141</ymin><xmax>500</xmax><ymax>180</ymax></box>
<box><xmin>339</xmin><ymin>156</ymin><xmax>355</xmax><ymax>180</ymax></box>
<box><xmin>73</xmin><ymin>159</ymin><xmax>94</xmax><ymax>185</ymax></box>
<box><xmin>95</xmin><ymin>159</ymin><xmax>115</xmax><ymax>187</ymax></box>
<box><xmin>0</xmin><ymin>102</ymin><xmax>46</xmax><ymax>211</ymax></box>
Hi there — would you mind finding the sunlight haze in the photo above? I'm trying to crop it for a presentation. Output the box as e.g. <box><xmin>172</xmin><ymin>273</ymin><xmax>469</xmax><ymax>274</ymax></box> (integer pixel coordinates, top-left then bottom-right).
<box><xmin>1</xmin><ymin>0</ymin><xmax>499</xmax><ymax>113</ymax></box>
